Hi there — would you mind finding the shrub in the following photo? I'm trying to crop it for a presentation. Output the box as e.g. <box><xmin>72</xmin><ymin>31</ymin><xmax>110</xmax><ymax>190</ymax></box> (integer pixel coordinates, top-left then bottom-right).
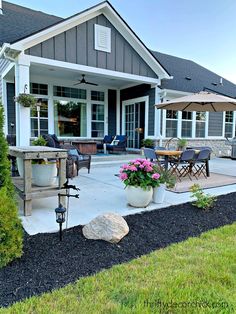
<box><xmin>141</xmin><ymin>138</ymin><xmax>154</xmax><ymax>148</ymax></box>
<box><xmin>0</xmin><ymin>103</ymin><xmax>14</xmax><ymax>195</ymax></box>
<box><xmin>190</xmin><ymin>184</ymin><xmax>216</xmax><ymax>210</ymax></box>
<box><xmin>32</xmin><ymin>135</ymin><xmax>47</xmax><ymax>146</ymax></box>
<box><xmin>0</xmin><ymin>102</ymin><xmax>23</xmax><ymax>268</ymax></box>
<box><xmin>0</xmin><ymin>187</ymin><xmax>23</xmax><ymax>268</ymax></box>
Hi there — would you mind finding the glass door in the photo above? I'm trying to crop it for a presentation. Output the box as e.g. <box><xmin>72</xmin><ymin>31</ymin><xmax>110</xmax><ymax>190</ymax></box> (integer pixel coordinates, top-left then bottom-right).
<box><xmin>124</xmin><ymin>102</ymin><xmax>145</xmax><ymax>148</ymax></box>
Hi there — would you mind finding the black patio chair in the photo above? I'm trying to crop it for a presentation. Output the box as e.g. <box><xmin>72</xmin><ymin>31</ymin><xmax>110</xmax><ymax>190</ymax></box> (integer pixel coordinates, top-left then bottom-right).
<box><xmin>169</xmin><ymin>149</ymin><xmax>196</xmax><ymax>181</ymax></box>
<box><xmin>106</xmin><ymin>135</ymin><xmax>128</xmax><ymax>153</ymax></box>
<box><xmin>143</xmin><ymin>147</ymin><xmax>165</xmax><ymax>168</ymax></box>
<box><xmin>192</xmin><ymin>149</ymin><xmax>211</xmax><ymax>179</ymax></box>
<box><xmin>42</xmin><ymin>134</ymin><xmax>91</xmax><ymax>177</ymax></box>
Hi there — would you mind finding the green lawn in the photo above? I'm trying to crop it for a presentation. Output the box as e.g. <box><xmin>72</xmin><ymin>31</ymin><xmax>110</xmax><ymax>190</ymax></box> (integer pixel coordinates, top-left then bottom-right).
<box><xmin>1</xmin><ymin>223</ymin><xmax>236</xmax><ymax>314</ymax></box>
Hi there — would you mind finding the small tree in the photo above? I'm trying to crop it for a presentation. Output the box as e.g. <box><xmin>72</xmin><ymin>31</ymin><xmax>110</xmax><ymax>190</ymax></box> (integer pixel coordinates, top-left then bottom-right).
<box><xmin>0</xmin><ymin>101</ymin><xmax>23</xmax><ymax>267</ymax></box>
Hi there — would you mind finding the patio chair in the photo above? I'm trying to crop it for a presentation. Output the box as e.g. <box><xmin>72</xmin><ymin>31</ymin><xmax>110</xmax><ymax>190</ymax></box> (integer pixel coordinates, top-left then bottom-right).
<box><xmin>169</xmin><ymin>149</ymin><xmax>196</xmax><ymax>181</ymax></box>
<box><xmin>106</xmin><ymin>135</ymin><xmax>128</xmax><ymax>153</ymax></box>
<box><xmin>97</xmin><ymin>135</ymin><xmax>113</xmax><ymax>151</ymax></box>
<box><xmin>192</xmin><ymin>149</ymin><xmax>211</xmax><ymax>179</ymax></box>
<box><xmin>42</xmin><ymin>134</ymin><xmax>91</xmax><ymax>177</ymax></box>
<box><xmin>143</xmin><ymin>148</ymin><xmax>165</xmax><ymax>168</ymax></box>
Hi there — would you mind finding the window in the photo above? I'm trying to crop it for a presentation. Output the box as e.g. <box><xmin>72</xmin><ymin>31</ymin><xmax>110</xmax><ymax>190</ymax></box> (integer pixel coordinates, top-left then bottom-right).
<box><xmin>91</xmin><ymin>103</ymin><xmax>104</xmax><ymax>137</ymax></box>
<box><xmin>91</xmin><ymin>91</ymin><xmax>105</xmax><ymax>101</ymax></box>
<box><xmin>30</xmin><ymin>83</ymin><xmax>48</xmax><ymax>95</ymax></box>
<box><xmin>53</xmin><ymin>86</ymin><xmax>86</xmax><ymax>99</ymax></box>
<box><xmin>54</xmin><ymin>100</ymin><xmax>87</xmax><ymax>137</ymax></box>
<box><xmin>166</xmin><ymin>110</ymin><xmax>178</xmax><ymax>137</ymax></box>
<box><xmin>225</xmin><ymin>111</ymin><xmax>233</xmax><ymax>138</ymax></box>
<box><xmin>182</xmin><ymin>111</ymin><xmax>192</xmax><ymax>138</ymax></box>
<box><xmin>196</xmin><ymin>112</ymin><xmax>206</xmax><ymax>138</ymax></box>
<box><xmin>94</xmin><ymin>24</ymin><xmax>111</xmax><ymax>53</ymax></box>
<box><xmin>30</xmin><ymin>99</ymin><xmax>48</xmax><ymax>137</ymax></box>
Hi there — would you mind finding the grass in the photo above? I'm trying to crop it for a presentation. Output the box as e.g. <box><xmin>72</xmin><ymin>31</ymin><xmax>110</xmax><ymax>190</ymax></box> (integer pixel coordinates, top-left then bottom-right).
<box><xmin>1</xmin><ymin>223</ymin><xmax>236</xmax><ymax>314</ymax></box>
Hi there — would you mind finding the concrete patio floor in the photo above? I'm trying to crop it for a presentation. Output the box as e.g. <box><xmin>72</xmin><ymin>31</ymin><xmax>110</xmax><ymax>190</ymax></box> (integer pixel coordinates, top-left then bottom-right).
<box><xmin>19</xmin><ymin>155</ymin><xmax>236</xmax><ymax>235</ymax></box>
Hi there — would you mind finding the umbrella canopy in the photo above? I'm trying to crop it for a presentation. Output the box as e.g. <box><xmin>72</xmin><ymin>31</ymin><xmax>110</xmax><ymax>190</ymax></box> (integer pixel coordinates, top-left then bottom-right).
<box><xmin>155</xmin><ymin>91</ymin><xmax>236</xmax><ymax>112</ymax></box>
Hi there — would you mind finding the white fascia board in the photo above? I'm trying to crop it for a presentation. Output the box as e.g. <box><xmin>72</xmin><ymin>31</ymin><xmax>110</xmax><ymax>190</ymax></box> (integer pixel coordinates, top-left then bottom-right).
<box><xmin>103</xmin><ymin>7</ymin><xmax>170</xmax><ymax>80</ymax></box>
<box><xmin>28</xmin><ymin>55</ymin><xmax>160</xmax><ymax>85</ymax></box>
<box><xmin>164</xmin><ymin>89</ymin><xmax>192</xmax><ymax>97</ymax></box>
<box><xmin>0</xmin><ymin>43</ymin><xmax>10</xmax><ymax>58</ymax></box>
<box><xmin>11</xmin><ymin>3</ymin><xmax>108</xmax><ymax>51</ymax></box>
<box><xmin>1</xmin><ymin>62</ymin><xmax>14</xmax><ymax>79</ymax></box>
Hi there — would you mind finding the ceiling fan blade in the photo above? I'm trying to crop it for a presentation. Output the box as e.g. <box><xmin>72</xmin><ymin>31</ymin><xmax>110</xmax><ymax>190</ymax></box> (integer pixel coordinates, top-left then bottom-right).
<box><xmin>73</xmin><ymin>82</ymin><xmax>82</xmax><ymax>86</ymax></box>
<box><xmin>85</xmin><ymin>81</ymin><xmax>98</xmax><ymax>86</ymax></box>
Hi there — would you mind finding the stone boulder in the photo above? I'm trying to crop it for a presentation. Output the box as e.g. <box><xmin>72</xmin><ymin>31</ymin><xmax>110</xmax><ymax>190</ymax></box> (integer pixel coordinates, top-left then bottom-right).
<box><xmin>82</xmin><ymin>213</ymin><xmax>129</xmax><ymax>243</ymax></box>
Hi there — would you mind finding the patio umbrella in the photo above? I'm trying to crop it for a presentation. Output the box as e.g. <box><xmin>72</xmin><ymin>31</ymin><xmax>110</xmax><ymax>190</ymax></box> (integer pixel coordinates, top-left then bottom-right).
<box><xmin>155</xmin><ymin>91</ymin><xmax>236</xmax><ymax>112</ymax></box>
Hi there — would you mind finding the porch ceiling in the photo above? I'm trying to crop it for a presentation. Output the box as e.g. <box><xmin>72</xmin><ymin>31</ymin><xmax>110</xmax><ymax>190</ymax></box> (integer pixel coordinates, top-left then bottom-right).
<box><xmin>29</xmin><ymin>63</ymin><xmax>153</xmax><ymax>89</ymax></box>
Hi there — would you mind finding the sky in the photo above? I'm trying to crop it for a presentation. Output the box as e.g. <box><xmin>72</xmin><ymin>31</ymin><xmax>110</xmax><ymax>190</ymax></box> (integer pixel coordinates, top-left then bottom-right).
<box><xmin>8</xmin><ymin>0</ymin><xmax>236</xmax><ymax>84</ymax></box>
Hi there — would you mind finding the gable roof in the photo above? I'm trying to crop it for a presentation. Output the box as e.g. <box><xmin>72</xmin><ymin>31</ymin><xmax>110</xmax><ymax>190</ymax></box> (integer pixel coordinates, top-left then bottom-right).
<box><xmin>0</xmin><ymin>1</ymin><xmax>63</xmax><ymax>46</ymax></box>
<box><xmin>1</xmin><ymin>1</ymin><xmax>170</xmax><ymax>79</ymax></box>
<box><xmin>152</xmin><ymin>51</ymin><xmax>236</xmax><ymax>98</ymax></box>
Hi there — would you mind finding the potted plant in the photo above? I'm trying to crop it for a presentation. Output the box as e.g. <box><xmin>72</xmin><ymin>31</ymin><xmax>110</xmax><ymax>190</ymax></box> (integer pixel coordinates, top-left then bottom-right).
<box><xmin>141</xmin><ymin>138</ymin><xmax>154</xmax><ymax>148</ymax></box>
<box><xmin>152</xmin><ymin>166</ymin><xmax>176</xmax><ymax>203</ymax></box>
<box><xmin>119</xmin><ymin>158</ymin><xmax>161</xmax><ymax>207</ymax></box>
<box><xmin>31</xmin><ymin>136</ymin><xmax>57</xmax><ymax>187</ymax></box>
<box><xmin>14</xmin><ymin>93</ymin><xmax>37</xmax><ymax>108</ymax></box>
<box><xmin>177</xmin><ymin>138</ymin><xmax>187</xmax><ymax>151</ymax></box>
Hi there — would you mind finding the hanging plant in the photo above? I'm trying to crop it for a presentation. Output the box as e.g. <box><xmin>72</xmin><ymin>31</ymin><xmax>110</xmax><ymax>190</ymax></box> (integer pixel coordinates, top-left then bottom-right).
<box><xmin>14</xmin><ymin>93</ymin><xmax>37</xmax><ymax>108</ymax></box>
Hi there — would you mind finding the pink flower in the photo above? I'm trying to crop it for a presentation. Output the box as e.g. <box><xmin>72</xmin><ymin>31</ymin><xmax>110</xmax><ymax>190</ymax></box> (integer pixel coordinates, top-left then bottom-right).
<box><xmin>119</xmin><ymin>173</ymin><xmax>128</xmax><ymax>180</ymax></box>
<box><xmin>145</xmin><ymin>166</ymin><xmax>153</xmax><ymax>172</ymax></box>
<box><xmin>128</xmin><ymin>165</ymin><xmax>137</xmax><ymax>171</ymax></box>
<box><xmin>152</xmin><ymin>173</ymin><xmax>160</xmax><ymax>180</ymax></box>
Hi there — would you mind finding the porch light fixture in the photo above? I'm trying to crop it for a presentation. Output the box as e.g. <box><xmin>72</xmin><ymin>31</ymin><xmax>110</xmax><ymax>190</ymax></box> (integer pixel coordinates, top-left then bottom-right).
<box><xmin>55</xmin><ymin>203</ymin><xmax>66</xmax><ymax>241</ymax></box>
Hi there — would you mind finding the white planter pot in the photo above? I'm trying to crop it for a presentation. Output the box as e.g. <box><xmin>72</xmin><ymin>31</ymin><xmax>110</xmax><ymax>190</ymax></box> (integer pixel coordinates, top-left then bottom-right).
<box><xmin>32</xmin><ymin>162</ymin><xmax>57</xmax><ymax>187</ymax></box>
<box><xmin>126</xmin><ymin>186</ymin><xmax>153</xmax><ymax>208</ymax></box>
<box><xmin>153</xmin><ymin>184</ymin><xmax>166</xmax><ymax>204</ymax></box>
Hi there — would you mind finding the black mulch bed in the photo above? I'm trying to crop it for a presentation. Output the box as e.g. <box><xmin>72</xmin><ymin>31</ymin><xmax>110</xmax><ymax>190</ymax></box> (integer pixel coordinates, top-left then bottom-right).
<box><xmin>1</xmin><ymin>192</ymin><xmax>236</xmax><ymax>308</ymax></box>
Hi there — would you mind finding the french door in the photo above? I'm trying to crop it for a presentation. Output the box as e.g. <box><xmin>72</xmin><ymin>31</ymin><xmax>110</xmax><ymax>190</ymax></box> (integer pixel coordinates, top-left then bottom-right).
<box><xmin>122</xmin><ymin>97</ymin><xmax>148</xmax><ymax>148</ymax></box>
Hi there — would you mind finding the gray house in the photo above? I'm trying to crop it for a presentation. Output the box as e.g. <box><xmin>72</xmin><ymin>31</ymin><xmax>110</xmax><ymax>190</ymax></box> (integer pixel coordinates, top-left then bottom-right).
<box><xmin>0</xmin><ymin>1</ymin><xmax>236</xmax><ymax>155</ymax></box>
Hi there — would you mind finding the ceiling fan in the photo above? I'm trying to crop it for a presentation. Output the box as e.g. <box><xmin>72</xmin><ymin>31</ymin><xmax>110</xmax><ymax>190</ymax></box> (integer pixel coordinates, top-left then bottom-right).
<box><xmin>74</xmin><ymin>74</ymin><xmax>98</xmax><ymax>86</ymax></box>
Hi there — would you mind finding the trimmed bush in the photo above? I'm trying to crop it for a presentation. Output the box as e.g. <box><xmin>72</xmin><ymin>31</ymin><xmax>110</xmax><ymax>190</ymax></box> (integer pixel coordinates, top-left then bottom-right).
<box><xmin>0</xmin><ymin>187</ymin><xmax>23</xmax><ymax>267</ymax></box>
<box><xmin>0</xmin><ymin>103</ymin><xmax>23</xmax><ymax>267</ymax></box>
<box><xmin>0</xmin><ymin>103</ymin><xmax>14</xmax><ymax>195</ymax></box>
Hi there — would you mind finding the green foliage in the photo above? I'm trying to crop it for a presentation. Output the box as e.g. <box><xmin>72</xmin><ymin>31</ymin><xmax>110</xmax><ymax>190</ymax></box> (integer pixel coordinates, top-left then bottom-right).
<box><xmin>32</xmin><ymin>136</ymin><xmax>47</xmax><ymax>146</ymax></box>
<box><xmin>0</xmin><ymin>102</ymin><xmax>23</xmax><ymax>268</ymax></box>
<box><xmin>0</xmin><ymin>187</ymin><xmax>23</xmax><ymax>268</ymax></box>
<box><xmin>0</xmin><ymin>103</ymin><xmax>14</xmax><ymax>195</ymax></box>
<box><xmin>154</xmin><ymin>166</ymin><xmax>176</xmax><ymax>188</ymax></box>
<box><xmin>177</xmin><ymin>138</ymin><xmax>187</xmax><ymax>149</ymax></box>
<box><xmin>190</xmin><ymin>184</ymin><xmax>216</xmax><ymax>210</ymax></box>
<box><xmin>14</xmin><ymin>93</ymin><xmax>37</xmax><ymax>107</ymax></box>
<box><xmin>141</xmin><ymin>138</ymin><xmax>154</xmax><ymax>148</ymax></box>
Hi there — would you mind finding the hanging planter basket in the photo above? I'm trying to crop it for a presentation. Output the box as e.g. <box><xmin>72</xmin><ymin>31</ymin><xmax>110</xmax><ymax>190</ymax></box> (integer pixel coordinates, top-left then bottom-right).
<box><xmin>14</xmin><ymin>93</ymin><xmax>37</xmax><ymax>108</ymax></box>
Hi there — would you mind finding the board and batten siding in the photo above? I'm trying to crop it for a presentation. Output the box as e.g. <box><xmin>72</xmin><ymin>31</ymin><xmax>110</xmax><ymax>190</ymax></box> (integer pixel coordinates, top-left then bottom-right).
<box><xmin>6</xmin><ymin>83</ymin><xmax>16</xmax><ymax>134</ymax></box>
<box><xmin>208</xmin><ymin>112</ymin><xmax>223</xmax><ymax>136</ymax></box>
<box><xmin>0</xmin><ymin>58</ymin><xmax>11</xmax><ymax>99</ymax></box>
<box><xmin>120</xmin><ymin>84</ymin><xmax>155</xmax><ymax>136</ymax></box>
<box><xmin>25</xmin><ymin>14</ymin><xmax>158</xmax><ymax>79</ymax></box>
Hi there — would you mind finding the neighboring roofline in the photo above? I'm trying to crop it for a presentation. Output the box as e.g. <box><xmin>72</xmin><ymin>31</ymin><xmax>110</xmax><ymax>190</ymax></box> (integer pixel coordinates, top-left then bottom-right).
<box><xmin>7</xmin><ymin>1</ymin><xmax>170</xmax><ymax>79</ymax></box>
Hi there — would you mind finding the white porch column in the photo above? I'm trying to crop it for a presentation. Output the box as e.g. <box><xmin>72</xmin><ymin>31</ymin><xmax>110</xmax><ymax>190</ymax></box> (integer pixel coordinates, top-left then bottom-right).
<box><xmin>116</xmin><ymin>89</ymin><xmax>120</xmax><ymax>134</ymax></box>
<box><xmin>155</xmin><ymin>87</ymin><xmax>163</xmax><ymax>145</ymax></box>
<box><xmin>15</xmin><ymin>54</ymin><xmax>30</xmax><ymax>146</ymax></box>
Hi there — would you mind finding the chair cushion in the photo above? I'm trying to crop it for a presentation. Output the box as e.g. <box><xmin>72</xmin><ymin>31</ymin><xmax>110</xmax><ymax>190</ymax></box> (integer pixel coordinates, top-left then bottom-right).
<box><xmin>68</xmin><ymin>149</ymin><xmax>84</xmax><ymax>160</ymax></box>
<box><xmin>111</xmin><ymin>140</ymin><xmax>120</xmax><ymax>146</ymax></box>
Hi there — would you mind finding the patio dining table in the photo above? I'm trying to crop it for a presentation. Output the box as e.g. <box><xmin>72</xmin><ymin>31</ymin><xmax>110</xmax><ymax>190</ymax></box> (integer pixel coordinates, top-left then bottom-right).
<box><xmin>155</xmin><ymin>150</ymin><xmax>182</xmax><ymax>170</ymax></box>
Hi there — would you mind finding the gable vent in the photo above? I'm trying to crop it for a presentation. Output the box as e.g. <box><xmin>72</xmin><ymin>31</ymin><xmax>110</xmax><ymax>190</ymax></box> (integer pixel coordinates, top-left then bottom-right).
<box><xmin>94</xmin><ymin>24</ymin><xmax>111</xmax><ymax>53</ymax></box>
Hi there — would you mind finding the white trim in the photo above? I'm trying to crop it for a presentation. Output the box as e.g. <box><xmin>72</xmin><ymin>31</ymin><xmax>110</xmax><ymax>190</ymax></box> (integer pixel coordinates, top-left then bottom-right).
<box><xmin>104</xmin><ymin>89</ymin><xmax>108</xmax><ymax>135</ymax></box>
<box><xmin>9</xmin><ymin>2</ymin><xmax>170</xmax><ymax>79</ymax></box>
<box><xmin>28</xmin><ymin>55</ymin><xmax>160</xmax><ymax>85</ymax></box>
<box><xmin>116</xmin><ymin>89</ymin><xmax>120</xmax><ymax>134</ymax></box>
<box><xmin>122</xmin><ymin>96</ymin><xmax>149</xmax><ymax>146</ymax></box>
<box><xmin>1</xmin><ymin>62</ymin><xmax>14</xmax><ymax>79</ymax></box>
<box><xmin>2</xmin><ymin>79</ymin><xmax>8</xmax><ymax>134</ymax></box>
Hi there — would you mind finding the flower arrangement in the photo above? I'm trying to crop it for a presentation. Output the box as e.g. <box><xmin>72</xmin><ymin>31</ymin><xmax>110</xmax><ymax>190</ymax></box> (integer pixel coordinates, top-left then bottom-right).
<box><xmin>119</xmin><ymin>158</ymin><xmax>161</xmax><ymax>190</ymax></box>
<box><xmin>14</xmin><ymin>93</ymin><xmax>37</xmax><ymax>107</ymax></box>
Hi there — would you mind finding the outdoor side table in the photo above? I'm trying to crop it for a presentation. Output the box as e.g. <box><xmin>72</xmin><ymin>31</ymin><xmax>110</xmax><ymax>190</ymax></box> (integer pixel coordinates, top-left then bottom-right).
<box><xmin>9</xmin><ymin>146</ymin><xmax>68</xmax><ymax>216</ymax></box>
